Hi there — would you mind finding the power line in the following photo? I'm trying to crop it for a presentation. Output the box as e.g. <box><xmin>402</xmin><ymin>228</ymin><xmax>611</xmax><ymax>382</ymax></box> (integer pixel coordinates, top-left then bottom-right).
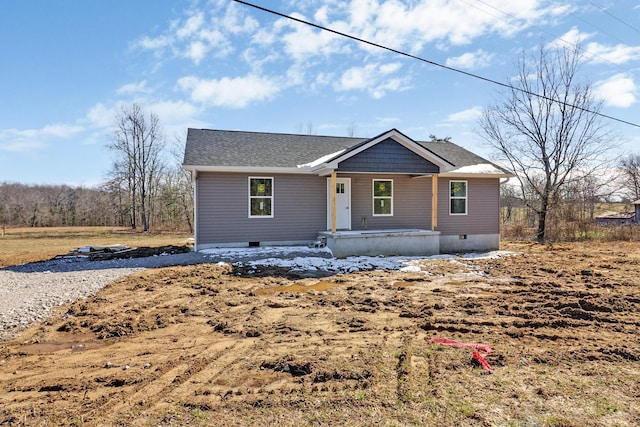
<box><xmin>232</xmin><ymin>0</ymin><xmax>640</xmax><ymax>130</ymax></box>
<box><xmin>462</xmin><ymin>0</ymin><xmax>636</xmax><ymax>73</ymax></box>
<box><xmin>587</xmin><ymin>0</ymin><xmax>640</xmax><ymax>36</ymax></box>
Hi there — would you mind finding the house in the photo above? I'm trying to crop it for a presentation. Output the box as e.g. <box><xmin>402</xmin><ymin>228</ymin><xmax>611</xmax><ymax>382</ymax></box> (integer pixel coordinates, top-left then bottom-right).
<box><xmin>595</xmin><ymin>200</ymin><xmax>640</xmax><ymax>225</ymax></box>
<box><xmin>595</xmin><ymin>211</ymin><xmax>636</xmax><ymax>226</ymax></box>
<box><xmin>182</xmin><ymin>128</ymin><xmax>514</xmax><ymax>257</ymax></box>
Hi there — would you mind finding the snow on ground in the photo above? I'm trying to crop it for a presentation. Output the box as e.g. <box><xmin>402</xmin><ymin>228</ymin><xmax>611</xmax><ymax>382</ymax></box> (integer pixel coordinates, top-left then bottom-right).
<box><xmin>201</xmin><ymin>246</ymin><xmax>516</xmax><ymax>275</ymax></box>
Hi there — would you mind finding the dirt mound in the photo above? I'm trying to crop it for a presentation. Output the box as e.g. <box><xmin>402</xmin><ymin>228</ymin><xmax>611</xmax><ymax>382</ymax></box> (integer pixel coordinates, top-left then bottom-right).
<box><xmin>59</xmin><ymin>245</ymin><xmax>192</xmax><ymax>261</ymax></box>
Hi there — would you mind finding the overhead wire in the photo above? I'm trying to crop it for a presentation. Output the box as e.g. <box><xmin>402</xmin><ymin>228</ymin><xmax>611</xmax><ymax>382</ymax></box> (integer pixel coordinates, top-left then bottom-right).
<box><xmin>232</xmin><ymin>0</ymin><xmax>640</xmax><ymax>130</ymax></box>
<box><xmin>460</xmin><ymin>0</ymin><xmax>637</xmax><ymax>72</ymax></box>
<box><xmin>587</xmin><ymin>0</ymin><xmax>640</xmax><ymax>36</ymax></box>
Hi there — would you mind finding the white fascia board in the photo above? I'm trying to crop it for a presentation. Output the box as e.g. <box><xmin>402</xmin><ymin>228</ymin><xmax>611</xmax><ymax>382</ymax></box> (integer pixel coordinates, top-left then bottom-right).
<box><xmin>183</xmin><ymin>165</ymin><xmax>313</xmax><ymax>174</ymax></box>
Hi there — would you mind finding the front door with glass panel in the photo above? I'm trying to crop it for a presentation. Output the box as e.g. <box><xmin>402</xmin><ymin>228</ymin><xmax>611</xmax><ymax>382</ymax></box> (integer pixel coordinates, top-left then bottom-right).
<box><xmin>327</xmin><ymin>178</ymin><xmax>351</xmax><ymax>230</ymax></box>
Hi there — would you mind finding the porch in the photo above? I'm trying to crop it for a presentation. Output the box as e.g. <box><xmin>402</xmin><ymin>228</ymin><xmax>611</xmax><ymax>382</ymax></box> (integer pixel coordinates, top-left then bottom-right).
<box><xmin>317</xmin><ymin>229</ymin><xmax>440</xmax><ymax>258</ymax></box>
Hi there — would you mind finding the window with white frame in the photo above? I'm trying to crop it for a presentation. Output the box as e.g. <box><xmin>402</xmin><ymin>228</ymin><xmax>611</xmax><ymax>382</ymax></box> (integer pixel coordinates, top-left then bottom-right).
<box><xmin>450</xmin><ymin>180</ymin><xmax>467</xmax><ymax>215</ymax></box>
<box><xmin>249</xmin><ymin>177</ymin><xmax>273</xmax><ymax>218</ymax></box>
<box><xmin>373</xmin><ymin>179</ymin><xmax>393</xmax><ymax>216</ymax></box>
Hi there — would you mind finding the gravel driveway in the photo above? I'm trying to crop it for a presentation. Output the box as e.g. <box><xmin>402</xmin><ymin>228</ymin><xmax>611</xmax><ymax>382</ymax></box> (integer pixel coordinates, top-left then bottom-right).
<box><xmin>0</xmin><ymin>252</ymin><xmax>207</xmax><ymax>341</ymax></box>
<box><xmin>0</xmin><ymin>248</ymin><xmax>333</xmax><ymax>341</ymax></box>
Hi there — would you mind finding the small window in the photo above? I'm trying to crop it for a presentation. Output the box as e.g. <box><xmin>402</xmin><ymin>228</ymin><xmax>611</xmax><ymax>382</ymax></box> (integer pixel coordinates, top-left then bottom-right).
<box><xmin>450</xmin><ymin>180</ymin><xmax>467</xmax><ymax>215</ymax></box>
<box><xmin>373</xmin><ymin>179</ymin><xmax>393</xmax><ymax>216</ymax></box>
<box><xmin>249</xmin><ymin>177</ymin><xmax>273</xmax><ymax>218</ymax></box>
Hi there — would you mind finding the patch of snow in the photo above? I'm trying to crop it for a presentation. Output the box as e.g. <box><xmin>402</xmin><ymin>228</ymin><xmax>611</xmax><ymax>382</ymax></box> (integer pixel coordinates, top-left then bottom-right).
<box><xmin>450</xmin><ymin>163</ymin><xmax>505</xmax><ymax>175</ymax></box>
<box><xmin>200</xmin><ymin>246</ymin><xmax>517</xmax><ymax>274</ymax></box>
<box><xmin>297</xmin><ymin>149</ymin><xmax>346</xmax><ymax>168</ymax></box>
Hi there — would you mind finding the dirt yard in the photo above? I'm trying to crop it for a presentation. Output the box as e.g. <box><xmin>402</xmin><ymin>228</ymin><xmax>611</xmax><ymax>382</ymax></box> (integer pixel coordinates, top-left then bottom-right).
<box><xmin>1</xmin><ymin>242</ymin><xmax>639</xmax><ymax>426</ymax></box>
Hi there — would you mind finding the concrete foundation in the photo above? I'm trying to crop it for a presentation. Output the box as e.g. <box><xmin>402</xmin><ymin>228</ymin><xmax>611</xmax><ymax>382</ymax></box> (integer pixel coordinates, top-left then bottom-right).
<box><xmin>439</xmin><ymin>233</ymin><xmax>500</xmax><ymax>253</ymax></box>
<box><xmin>318</xmin><ymin>229</ymin><xmax>440</xmax><ymax>258</ymax></box>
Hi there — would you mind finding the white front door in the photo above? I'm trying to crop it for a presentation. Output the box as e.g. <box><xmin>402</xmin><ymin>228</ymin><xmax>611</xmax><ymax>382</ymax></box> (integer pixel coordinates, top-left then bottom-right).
<box><xmin>327</xmin><ymin>178</ymin><xmax>351</xmax><ymax>230</ymax></box>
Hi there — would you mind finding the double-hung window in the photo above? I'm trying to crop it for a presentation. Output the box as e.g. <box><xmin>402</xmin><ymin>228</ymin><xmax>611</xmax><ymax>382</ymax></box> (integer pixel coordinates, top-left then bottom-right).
<box><xmin>249</xmin><ymin>177</ymin><xmax>273</xmax><ymax>218</ymax></box>
<box><xmin>373</xmin><ymin>179</ymin><xmax>393</xmax><ymax>216</ymax></box>
<box><xmin>450</xmin><ymin>180</ymin><xmax>467</xmax><ymax>215</ymax></box>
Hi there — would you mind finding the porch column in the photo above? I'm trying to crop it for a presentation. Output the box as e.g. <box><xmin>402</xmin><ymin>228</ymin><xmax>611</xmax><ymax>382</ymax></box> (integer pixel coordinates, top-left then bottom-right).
<box><xmin>331</xmin><ymin>170</ymin><xmax>337</xmax><ymax>233</ymax></box>
<box><xmin>431</xmin><ymin>174</ymin><xmax>438</xmax><ymax>230</ymax></box>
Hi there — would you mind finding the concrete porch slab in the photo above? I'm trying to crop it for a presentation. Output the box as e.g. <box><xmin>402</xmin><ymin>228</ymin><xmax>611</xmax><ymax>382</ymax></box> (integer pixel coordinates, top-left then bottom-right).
<box><xmin>318</xmin><ymin>229</ymin><xmax>440</xmax><ymax>258</ymax></box>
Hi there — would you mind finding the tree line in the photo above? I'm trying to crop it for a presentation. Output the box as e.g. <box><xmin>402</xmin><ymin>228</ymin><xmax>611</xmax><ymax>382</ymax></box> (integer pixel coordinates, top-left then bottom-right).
<box><xmin>1</xmin><ymin>104</ymin><xmax>193</xmax><ymax>232</ymax></box>
<box><xmin>0</xmin><ymin>175</ymin><xmax>193</xmax><ymax>232</ymax></box>
<box><xmin>480</xmin><ymin>43</ymin><xmax>640</xmax><ymax>243</ymax></box>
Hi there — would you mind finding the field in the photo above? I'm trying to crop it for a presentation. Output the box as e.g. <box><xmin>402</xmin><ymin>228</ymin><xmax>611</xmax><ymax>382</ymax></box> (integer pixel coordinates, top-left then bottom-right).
<box><xmin>0</xmin><ymin>228</ymin><xmax>639</xmax><ymax>426</ymax></box>
<box><xmin>0</xmin><ymin>227</ymin><xmax>193</xmax><ymax>267</ymax></box>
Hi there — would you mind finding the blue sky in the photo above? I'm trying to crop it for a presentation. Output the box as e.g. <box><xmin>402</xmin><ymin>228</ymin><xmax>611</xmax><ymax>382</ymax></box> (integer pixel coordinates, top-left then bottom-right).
<box><xmin>1</xmin><ymin>0</ymin><xmax>639</xmax><ymax>186</ymax></box>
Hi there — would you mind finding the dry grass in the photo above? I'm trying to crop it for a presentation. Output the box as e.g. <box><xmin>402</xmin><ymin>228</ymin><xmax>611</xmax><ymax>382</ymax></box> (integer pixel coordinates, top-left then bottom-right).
<box><xmin>0</xmin><ymin>226</ymin><xmax>192</xmax><ymax>267</ymax></box>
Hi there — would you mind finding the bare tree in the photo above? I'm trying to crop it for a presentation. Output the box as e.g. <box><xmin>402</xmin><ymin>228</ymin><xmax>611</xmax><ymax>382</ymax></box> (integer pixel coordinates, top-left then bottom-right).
<box><xmin>108</xmin><ymin>104</ymin><xmax>165</xmax><ymax>231</ymax></box>
<box><xmin>619</xmin><ymin>154</ymin><xmax>640</xmax><ymax>201</ymax></box>
<box><xmin>479</xmin><ymin>44</ymin><xmax>616</xmax><ymax>243</ymax></box>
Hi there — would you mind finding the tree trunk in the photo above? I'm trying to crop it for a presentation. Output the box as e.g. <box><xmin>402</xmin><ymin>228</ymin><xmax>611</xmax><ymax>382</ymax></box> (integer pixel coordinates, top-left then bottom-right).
<box><xmin>536</xmin><ymin>197</ymin><xmax>549</xmax><ymax>243</ymax></box>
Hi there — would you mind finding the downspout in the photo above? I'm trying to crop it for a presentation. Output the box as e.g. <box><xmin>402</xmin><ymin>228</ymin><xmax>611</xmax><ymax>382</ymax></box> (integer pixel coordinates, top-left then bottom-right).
<box><xmin>431</xmin><ymin>174</ymin><xmax>438</xmax><ymax>230</ymax></box>
<box><xmin>331</xmin><ymin>170</ymin><xmax>337</xmax><ymax>233</ymax></box>
<box><xmin>192</xmin><ymin>169</ymin><xmax>198</xmax><ymax>251</ymax></box>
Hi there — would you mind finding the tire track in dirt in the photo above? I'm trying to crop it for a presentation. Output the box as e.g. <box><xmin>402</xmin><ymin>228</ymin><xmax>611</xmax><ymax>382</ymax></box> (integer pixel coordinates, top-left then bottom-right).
<box><xmin>99</xmin><ymin>338</ymin><xmax>247</xmax><ymax>422</ymax></box>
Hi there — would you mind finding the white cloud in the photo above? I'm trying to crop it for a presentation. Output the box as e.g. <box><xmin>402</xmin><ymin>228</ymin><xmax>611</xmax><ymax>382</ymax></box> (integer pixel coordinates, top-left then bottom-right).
<box><xmin>446</xmin><ymin>106</ymin><xmax>483</xmax><ymax>123</ymax></box>
<box><xmin>176</xmin><ymin>12</ymin><xmax>204</xmax><ymax>39</ymax></box>
<box><xmin>446</xmin><ymin>50</ymin><xmax>493</xmax><ymax>69</ymax></box>
<box><xmin>87</xmin><ymin>103</ymin><xmax>115</xmax><ymax>128</ymax></box>
<box><xmin>135</xmin><ymin>3</ymin><xmax>258</xmax><ymax>65</ymax></box>
<box><xmin>277</xmin><ymin>13</ymin><xmax>346</xmax><ymax>60</ymax></box>
<box><xmin>0</xmin><ymin>123</ymin><xmax>84</xmax><ymax>153</ymax></box>
<box><xmin>130</xmin><ymin>0</ymin><xmax>575</xmax><ymax>105</ymax></box>
<box><xmin>593</xmin><ymin>74</ymin><xmax>636</xmax><ymax>108</ymax></box>
<box><xmin>149</xmin><ymin>100</ymin><xmax>200</xmax><ymax>125</ymax></box>
<box><xmin>116</xmin><ymin>80</ymin><xmax>151</xmax><ymax>95</ymax></box>
<box><xmin>584</xmin><ymin>42</ymin><xmax>640</xmax><ymax>65</ymax></box>
<box><xmin>178</xmin><ymin>74</ymin><xmax>281</xmax><ymax>108</ymax></box>
<box><xmin>335</xmin><ymin>63</ymin><xmax>409</xmax><ymax>98</ymax></box>
<box><xmin>186</xmin><ymin>41</ymin><xmax>208</xmax><ymax>64</ymax></box>
<box><xmin>137</xmin><ymin>34</ymin><xmax>173</xmax><ymax>50</ymax></box>
<box><xmin>551</xmin><ymin>28</ymin><xmax>640</xmax><ymax>65</ymax></box>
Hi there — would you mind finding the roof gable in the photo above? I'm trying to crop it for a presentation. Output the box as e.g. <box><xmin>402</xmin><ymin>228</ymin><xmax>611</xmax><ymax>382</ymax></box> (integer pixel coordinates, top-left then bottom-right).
<box><xmin>310</xmin><ymin>129</ymin><xmax>454</xmax><ymax>175</ymax></box>
<box><xmin>336</xmin><ymin>137</ymin><xmax>440</xmax><ymax>174</ymax></box>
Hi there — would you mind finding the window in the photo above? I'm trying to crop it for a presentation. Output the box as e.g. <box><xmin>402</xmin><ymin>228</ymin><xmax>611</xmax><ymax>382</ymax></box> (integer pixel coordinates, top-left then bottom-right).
<box><xmin>450</xmin><ymin>180</ymin><xmax>467</xmax><ymax>215</ymax></box>
<box><xmin>373</xmin><ymin>179</ymin><xmax>393</xmax><ymax>216</ymax></box>
<box><xmin>249</xmin><ymin>177</ymin><xmax>273</xmax><ymax>218</ymax></box>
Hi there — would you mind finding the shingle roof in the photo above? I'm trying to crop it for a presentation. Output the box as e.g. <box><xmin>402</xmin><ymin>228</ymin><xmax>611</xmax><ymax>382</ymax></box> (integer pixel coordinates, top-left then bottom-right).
<box><xmin>183</xmin><ymin>128</ymin><xmax>506</xmax><ymax>172</ymax></box>
<box><xmin>184</xmin><ymin>129</ymin><xmax>361</xmax><ymax>168</ymax></box>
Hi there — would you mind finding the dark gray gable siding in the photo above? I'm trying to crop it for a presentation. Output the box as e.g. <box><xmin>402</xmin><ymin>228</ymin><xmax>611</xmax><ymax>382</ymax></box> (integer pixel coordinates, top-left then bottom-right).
<box><xmin>337</xmin><ymin>138</ymin><xmax>440</xmax><ymax>173</ymax></box>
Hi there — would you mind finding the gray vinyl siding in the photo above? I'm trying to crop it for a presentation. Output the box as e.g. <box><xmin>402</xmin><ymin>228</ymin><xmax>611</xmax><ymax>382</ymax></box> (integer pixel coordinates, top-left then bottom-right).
<box><xmin>337</xmin><ymin>138</ymin><xmax>439</xmax><ymax>174</ymax></box>
<box><xmin>196</xmin><ymin>172</ymin><xmax>327</xmax><ymax>244</ymax></box>
<box><xmin>345</xmin><ymin>174</ymin><xmax>432</xmax><ymax>230</ymax></box>
<box><xmin>437</xmin><ymin>178</ymin><xmax>500</xmax><ymax>235</ymax></box>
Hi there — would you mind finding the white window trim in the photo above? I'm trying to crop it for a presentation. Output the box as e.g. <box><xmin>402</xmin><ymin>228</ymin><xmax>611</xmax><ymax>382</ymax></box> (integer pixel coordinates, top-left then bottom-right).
<box><xmin>372</xmin><ymin>179</ymin><xmax>393</xmax><ymax>217</ymax></box>
<box><xmin>449</xmin><ymin>180</ymin><xmax>468</xmax><ymax>216</ymax></box>
<box><xmin>248</xmin><ymin>176</ymin><xmax>274</xmax><ymax>218</ymax></box>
